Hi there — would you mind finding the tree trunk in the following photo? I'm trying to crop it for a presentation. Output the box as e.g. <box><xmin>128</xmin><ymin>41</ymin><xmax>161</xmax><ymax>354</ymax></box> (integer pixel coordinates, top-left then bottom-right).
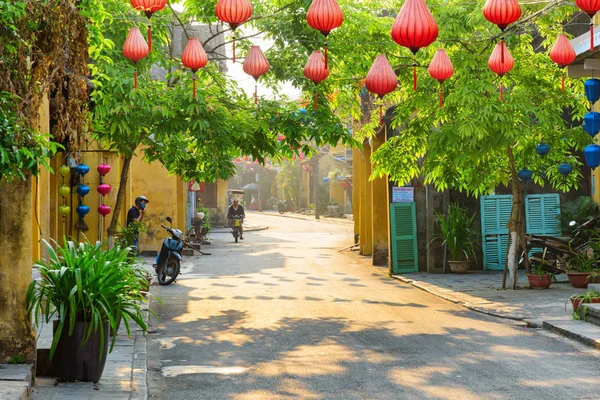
<box><xmin>107</xmin><ymin>154</ymin><xmax>133</xmax><ymax>248</ymax></box>
<box><xmin>505</xmin><ymin>146</ymin><xmax>525</xmax><ymax>289</ymax></box>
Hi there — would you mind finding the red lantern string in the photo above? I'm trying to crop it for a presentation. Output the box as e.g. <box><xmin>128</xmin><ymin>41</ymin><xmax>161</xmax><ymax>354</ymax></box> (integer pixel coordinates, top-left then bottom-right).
<box><xmin>243</xmin><ymin>46</ymin><xmax>270</xmax><ymax>104</ymax></box>
<box><xmin>482</xmin><ymin>0</ymin><xmax>521</xmax><ymax>63</ymax></box>
<box><xmin>428</xmin><ymin>49</ymin><xmax>454</xmax><ymax>108</ymax></box>
<box><xmin>215</xmin><ymin>0</ymin><xmax>253</xmax><ymax>62</ymax></box>
<box><xmin>574</xmin><ymin>0</ymin><xmax>600</xmax><ymax>51</ymax></box>
<box><xmin>391</xmin><ymin>0</ymin><xmax>438</xmax><ymax>92</ymax></box>
<box><xmin>182</xmin><ymin>37</ymin><xmax>208</xmax><ymax>99</ymax></box>
<box><xmin>303</xmin><ymin>50</ymin><xmax>329</xmax><ymax>110</ymax></box>
<box><xmin>122</xmin><ymin>27</ymin><xmax>149</xmax><ymax>89</ymax></box>
<box><xmin>549</xmin><ymin>34</ymin><xmax>576</xmax><ymax>92</ymax></box>
<box><xmin>130</xmin><ymin>0</ymin><xmax>167</xmax><ymax>52</ymax></box>
<box><xmin>488</xmin><ymin>41</ymin><xmax>514</xmax><ymax>102</ymax></box>
<box><xmin>365</xmin><ymin>55</ymin><xmax>398</xmax><ymax>124</ymax></box>
<box><xmin>306</xmin><ymin>0</ymin><xmax>344</xmax><ymax>70</ymax></box>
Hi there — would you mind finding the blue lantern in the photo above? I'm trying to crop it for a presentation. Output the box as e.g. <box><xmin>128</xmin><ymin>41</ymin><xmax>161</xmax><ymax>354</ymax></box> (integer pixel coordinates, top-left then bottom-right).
<box><xmin>76</xmin><ymin>163</ymin><xmax>90</xmax><ymax>176</ymax></box>
<box><xmin>584</xmin><ymin>112</ymin><xmax>600</xmax><ymax>137</ymax></box>
<box><xmin>585</xmin><ymin>144</ymin><xmax>600</xmax><ymax>169</ymax></box>
<box><xmin>323</xmin><ymin>177</ymin><xmax>330</xmax><ymax>183</ymax></box>
<box><xmin>535</xmin><ymin>143</ymin><xmax>550</xmax><ymax>157</ymax></box>
<box><xmin>76</xmin><ymin>205</ymin><xmax>90</xmax><ymax>217</ymax></box>
<box><xmin>558</xmin><ymin>162</ymin><xmax>573</xmax><ymax>176</ymax></box>
<box><xmin>517</xmin><ymin>168</ymin><xmax>533</xmax><ymax>183</ymax></box>
<box><xmin>76</xmin><ymin>184</ymin><xmax>90</xmax><ymax>197</ymax></box>
<box><xmin>585</xmin><ymin>78</ymin><xmax>600</xmax><ymax>104</ymax></box>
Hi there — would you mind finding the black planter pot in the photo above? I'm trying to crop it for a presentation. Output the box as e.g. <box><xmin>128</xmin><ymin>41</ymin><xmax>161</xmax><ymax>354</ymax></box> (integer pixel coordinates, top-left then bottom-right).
<box><xmin>52</xmin><ymin>320</ymin><xmax>110</xmax><ymax>382</ymax></box>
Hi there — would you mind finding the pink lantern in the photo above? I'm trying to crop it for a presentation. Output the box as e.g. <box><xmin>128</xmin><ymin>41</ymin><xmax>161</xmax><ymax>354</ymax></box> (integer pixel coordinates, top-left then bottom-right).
<box><xmin>97</xmin><ymin>184</ymin><xmax>111</xmax><ymax>197</ymax></box>
<box><xmin>98</xmin><ymin>204</ymin><xmax>111</xmax><ymax>216</ymax></box>
<box><xmin>97</xmin><ymin>163</ymin><xmax>111</xmax><ymax>176</ymax></box>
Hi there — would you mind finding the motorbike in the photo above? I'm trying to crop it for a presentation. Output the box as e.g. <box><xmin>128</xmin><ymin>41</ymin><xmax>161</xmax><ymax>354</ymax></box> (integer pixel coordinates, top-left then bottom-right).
<box><xmin>523</xmin><ymin>216</ymin><xmax>600</xmax><ymax>274</ymax></box>
<box><xmin>155</xmin><ymin>216</ymin><xmax>210</xmax><ymax>285</ymax></box>
<box><xmin>231</xmin><ymin>218</ymin><xmax>242</xmax><ymax>243</ymax></box>
<box><xmin>277</xmin><ymin>200</ymin><xmax>292</xmax><ymax>214</ymax></box>
<box><xmin>185</xmin><ymin>212</ymin><xmax>210</xmax><ymax>247</ymax></box>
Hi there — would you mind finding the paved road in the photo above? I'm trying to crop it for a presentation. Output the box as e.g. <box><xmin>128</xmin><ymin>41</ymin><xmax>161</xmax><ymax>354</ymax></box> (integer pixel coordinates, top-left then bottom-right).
<box><xmin>147</xmin><ymin>213</ymin><xmax>600</xmax><ymax>400</ymax></box>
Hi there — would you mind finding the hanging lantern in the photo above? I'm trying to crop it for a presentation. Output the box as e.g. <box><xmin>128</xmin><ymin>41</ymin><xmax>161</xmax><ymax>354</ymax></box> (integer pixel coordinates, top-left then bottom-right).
<box><xmin>428</xmin><ymin>49</ymin><xmax>454</xmax><ymax>108</ymax></box>
<box><xmin>558</xmin><ymin>162</ymin><xmax>573</xmax><ymax>176</ymax></box>
<box><xmin>58</xmin><ymin>165</ymin><xmax>70</xmax><ymax>177</ymax></box>
<box><xmin>574</xmin><ymin>0</ymin><xmax>600</xmax><ymax>51</ymax></box>
<box><xmin>585</xmin><ymin>78</ymin><xmax>600</xmax><ymax>104</ymax></box>
<box><xmin>215</xmin><ymin>0</ymin><xmax>252</xmax><ymax>63</ymax></box>
<box><xmin>97</xmin><ymin>163</ymin><xmax>111</xmax><ymax>176</ymax></box>
<box><xmin>536</xmin><ymin>143</ymin><xmax>550</xmax><ymax>157</ymax></box>
<box><xmin>182</xmin><ymin>38</ymin><xmax>208</xmax><ymax>100</ymax></box>
<box><xmin>97</xmin><ymin>184</ymin><xmax>112</xmax><ymax>197</ymax></box>
<box><xmin>306</xmin><ymin>0</ymin><xmax>344</xmax><ymax>69</ymax></box>
<box><xmin>76</xmin><ymin>184</ymin><xmax>91</xmax><ymax>197</ymax></box>
<box><xmin>488</xmin><ymin>41</ymin><xmax>514</xmax><ymax>101</ymax></box>
<box><xmin>243</xmin><ymin>46</ymin><xmax>270</xmax><ymax>104</ymax></box>
<box><xmin>76</xmin><ymin>164</ymin><xmax>90</xmax><ymax>177</ymax></box>
<box><xmin>585</xmin><ymin>144</ymin><xmax>600</xmax><ymax>169</ymax></box>
<box><xmin>122</xmin><ymin>27</ymin><xmax>149</xmax><ymax>89</ymax></box>
<box><xmin>391</xmin><ymin>0</ymin><xmax>438</xmax><ymax>91</ymax></box>
<box><xmin>365</xmin><ymin>54</ymin><xmax>398</xmax><ymax>124</ymax></box>
<box><xmin>549</xmin><ymin>35</ymin><xmax>576</xmax><ymax>92</ymax></box>
<box><xmin>482</xmin><ymin>0</ymin><xmax>521</xmax><ymax>63</ymax></box>
<box><xmin>98</xmin><ymin>204</ymin><xmax>112</xmax><ymax>231</ymax></box>
<box><xmin>517</xmin><ymin>168</ymin><xmax>532</xmax><ymax>183</ymax></box>
<box><xmin>76</xmin><ymin>205</ymin><xmax>91</xmax><ymax>217</ymax></box>
<box><xmin>130</xmin><ymin>0</ymin><xmax>167</xmax><ymax>52</ymax></box>
<box><xmin>303</xmin><ymin>50</ymin><xmax>329</xmax><ymax>110</ymax></box>
<box><xmin>58</xmin><ymin>185</ymin><xmax>70</xmax><ymax>198</ymax></box>
<box><xmin>584</xmin><ymin>112</ymin><xmax>600</xmax><ymax>136</ymax></box>
<box><xmin>59</xmin><ymin>205</ymin><xmax>71</xmax><ymax>217</ymax></box>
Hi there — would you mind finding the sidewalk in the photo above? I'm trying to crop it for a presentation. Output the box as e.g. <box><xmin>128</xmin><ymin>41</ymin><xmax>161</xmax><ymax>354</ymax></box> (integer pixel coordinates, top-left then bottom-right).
<box><xmin>394</xmin><ymin>270</ymin><xmax>600</xmax><ymax>348</ymax></box>
<box><xmin>254</xmin><ymin>210</ymin><xmax>354</xmax><ymax>226</ymax></box>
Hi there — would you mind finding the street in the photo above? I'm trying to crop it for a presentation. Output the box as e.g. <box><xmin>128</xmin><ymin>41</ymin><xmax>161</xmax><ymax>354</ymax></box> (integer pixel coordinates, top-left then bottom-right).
<box><xmin>147</xmin><ymin>213</ymin><xmax>600</xmax><ymax>400</ymax></box>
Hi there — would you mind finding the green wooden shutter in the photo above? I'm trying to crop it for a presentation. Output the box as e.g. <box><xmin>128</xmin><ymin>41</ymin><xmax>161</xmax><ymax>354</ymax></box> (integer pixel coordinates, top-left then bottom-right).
<box><xmin>481</xmin><ymin>195</ymin><xmax>513</xmax><ymax>270</ymax></box>
<box><xmin>389</xmin><ymin>202</ymin><xmax>418</xmax><ymax>274</ymax></box>
<box><xmin>526</xmin><ymin>194</ymin><xmax>561</xmax><ymax>235</ymax></box>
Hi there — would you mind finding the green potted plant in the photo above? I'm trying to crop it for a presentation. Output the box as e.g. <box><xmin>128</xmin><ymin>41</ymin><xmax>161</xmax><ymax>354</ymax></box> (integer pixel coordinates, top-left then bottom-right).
<box><xmin>526</xmin><ymin>263</ymin><xmax>553</xmax><ymax>289</ymax></box>
<box><xmin>433</xmin><ymin>203</ymin><xmax>479</xmax><ymax>274</ymax></box>
<box><xmin>566</xmin><ymin>252</ymin><xmax>600</xmax><ymax>288</ymax></box>
<box><xmin>26</xmin><ymin>238</ymin><xmax>154</xmax><ymax>382</ymax></box>
<box><xmin>569</xmin><ymin>289</ymin><xmax>600</xmax><ymax>318</ymax></box>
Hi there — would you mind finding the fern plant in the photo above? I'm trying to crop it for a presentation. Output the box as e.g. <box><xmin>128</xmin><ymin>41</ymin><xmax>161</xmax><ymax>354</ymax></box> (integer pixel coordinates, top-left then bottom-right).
<box><xmin>433</xmin><ymin>203</ymin><xmax>479</xmax><ymax>262</ymax></box>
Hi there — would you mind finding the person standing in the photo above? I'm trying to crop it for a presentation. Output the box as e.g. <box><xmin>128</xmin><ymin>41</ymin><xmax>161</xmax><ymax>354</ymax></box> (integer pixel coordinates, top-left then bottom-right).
<box><xmin>227</xmin><ymin>198</ymin><xmax>245</xmax><ymax>240</ymax></box>
<box><xmin>127</xmin><ymin>195</ymin><xmax>149</xmax><ymax>251</ymax></box>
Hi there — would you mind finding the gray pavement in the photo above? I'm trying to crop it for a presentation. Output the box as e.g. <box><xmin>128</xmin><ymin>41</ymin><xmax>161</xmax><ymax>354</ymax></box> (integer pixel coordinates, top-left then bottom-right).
<box><xmin>145</xmin><ymin>212</ymin><xmax>600</xmax><ymax>400</ymax></box>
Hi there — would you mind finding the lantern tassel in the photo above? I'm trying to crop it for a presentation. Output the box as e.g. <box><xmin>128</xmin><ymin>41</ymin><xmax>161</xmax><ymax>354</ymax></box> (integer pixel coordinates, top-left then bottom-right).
<box><xmin>500</xmin><ymin>81</ymin><xmax>503</xmax><ymax>102</ymax></box>
<box><xmin>379</xmin><ymin>104</ymin><xmax>383</xmax><ymax>125</ymax></box>
<box><xmin>561</xmin><ymin>72</ymin><xmax>565</xmax><ymax>93</ymax></box>
<box><xmin>314</xmin><ymin>90</ymin><xmax>318</xmax><ymax>110</ymax></box>
<box><xmin>500</xmin><ymin>37</ymin><xmax>504</xmax><ymax>64</ymax></box>
<box><xmin>232</xmin><ymin>38</ymin><xmax>236</xmax><ymax>63</ymax></box>
<box><xmin>254</xmin><ymin>83</ymin><xmax>258</xmax><ymax>104</ymax></box>
<box><xmin>193</xmin><ymin>75</ymin><xmax>197</xmax><ymax>100</ymax></box>
<box><xmin>591</xmin><ymin>21</ymin><xmax>594</xmax><ymax>53</ymax></box>
<box><xmin>439</xmin><ymin>83</ymin><xmax>443</xmax><ymax>108</ymax></box>
<box><xmin>324</xmin><ymin>42</ymin><xmax>329</xmax><ymax>70</ymax></box>
<box><xmin>134</xmin><ymin>69</ymin><xmax>138</xmax><ymax>89</ymax></box>
<box><xmin>148</xmin><ymin>25</ymin><xmax>152</xmax><ymax>53</ymax></box>
<box><xmin>413</xmin><ymin>64</ymin><xmax>417</xmax><ymax>92</ymax></box>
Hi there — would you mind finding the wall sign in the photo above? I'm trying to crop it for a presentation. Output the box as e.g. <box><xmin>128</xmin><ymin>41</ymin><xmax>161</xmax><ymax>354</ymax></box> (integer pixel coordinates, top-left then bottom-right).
<box><xmin>392</xmin><ymin>186</ymin><xmax>414</xmax><ymax>203</ymax></box>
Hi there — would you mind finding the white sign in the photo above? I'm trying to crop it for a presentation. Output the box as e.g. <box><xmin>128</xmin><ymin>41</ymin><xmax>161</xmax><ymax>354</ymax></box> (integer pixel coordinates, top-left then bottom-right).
<box><xmin>392</xmin><ymin>187</ymin><xmax>414</xmax><ymax>203</ymax></box>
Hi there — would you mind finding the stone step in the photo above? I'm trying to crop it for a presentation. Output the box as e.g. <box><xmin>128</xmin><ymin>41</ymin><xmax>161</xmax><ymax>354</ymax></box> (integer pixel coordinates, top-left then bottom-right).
<box><xmin>588</xmin><ymin>283</ymin><xmax>600</xmax><ymax>293</ymax></box>
<box><xmin>0</xmin><ymin>364</ymin><xmax>33</xmax><ymax>400</ymax></box>
<box><xmin>583</xmin><ymin>303</ymin><xmax>600</xmax><ymax>327</ymax></box>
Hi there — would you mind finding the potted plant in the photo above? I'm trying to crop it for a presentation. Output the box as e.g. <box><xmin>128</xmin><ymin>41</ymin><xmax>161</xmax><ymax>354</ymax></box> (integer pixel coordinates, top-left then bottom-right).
<box><xmin>526</xmin><ymin>263</ymin><xmax>553</xmax><ymax>289</ymax></box>
<box><xmin>433</xmin><ymin>203</ymin><xmax>479</xmax><ymax>274</ymax></box>
<box><xmin>566</xmin><ymin>253</ymin><xmax>600</xmax><ymax>288</ymax></box>
<box><xmin>27</xmin><ymin>238</ymin><xmax>154</xmax><ymax>382</ymax></box>
<box><xmin>569</xmin><ymin>289</ymin><xmax>600</xmax><ymax>318</ymax></box>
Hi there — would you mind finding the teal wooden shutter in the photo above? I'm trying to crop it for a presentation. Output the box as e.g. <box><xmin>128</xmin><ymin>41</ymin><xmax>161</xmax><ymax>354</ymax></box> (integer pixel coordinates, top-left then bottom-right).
<box><xmin>389</xmin><ymin>202</ymin><xmax>418</xmax><ymax>273</ymax></box>
<box><xmin>480</xmin><ymin>195</ymin><xmax>513</xmax><ymax>270</ymax></box>
<box><xmin>526</xmin><ymin>194</ymin><xmax>561</xmax><ymax>236</ymax></box>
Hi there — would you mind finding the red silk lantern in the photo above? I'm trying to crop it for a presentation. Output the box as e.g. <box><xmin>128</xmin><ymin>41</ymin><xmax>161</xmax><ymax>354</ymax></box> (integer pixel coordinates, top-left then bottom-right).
<box><xmin>365</xmin><ymin>55</ymin><xmax>398</xmax><ymax>124</ymax></box>
<box><xmin>97</xmin><ymin>163</ymin><xmax>111</xmax><ymax>176</ymax></box>
<box><xmin>98</xmin><ymin>204</ymin><xmax>111</xmax><ymax>231</ymax></box>
<box><xmin>303</xmin><ymin>50</ymin><xmax>329</xmax><ymax>109</ymax></box>
<box><xmin>574</xmin><ymin>0</ymin><xmax>600</xmax><ymax>51</ymax></box>
<box><xmin>215</xmin><ymin>0</ymin><xmax>253</xmax><ymax>63</ymax></box>
<box><xmin>428</xmin><ymin>49</ymin><xmax>454</xmax><ymax>108</ymax></box>
<box><xmin>243</xmin><ymin>46</ymin><xmax>270</xmax><ymax>104</ymax></box>
<box><xmin>130</xmin><ymin>0</ymin><xmax>167</xmax><ymax>52</ymax></box>
<box><xmin>488</xmin><ymin>41</ymin><xmax>514</xmax><ymax>102</ymax></box>
<box><xmin>549</xmin><ymin>34</ymin><xmax>576</xmax><ymax>92</ymax></box>
<box><xmin>306</xmin><ymin>0</ymin><xmax>344</xmax><ymax>69</ymax></box>
<box><xmin>122</xmin><ymin>27</ymin><xmax>149</xmax><ymax>89</ymax></box>
<box><xmin>97</xmin><ymin>184</ymin><xmax>111</xmax><ymax>197</ymax></box>
<box><xmin>391</xmin><ymin>0</ymin><xmax>438</xmax><ymax>91</ymax></box>
<box><xmin>482</xmin><ymin>0</ymin><xmax>521</xmax><ymax>63</ymax></box>
<box><xmin>182</xmin><ymin>38</ymin><xmax>208</xmax><ymax>99</ymax></box>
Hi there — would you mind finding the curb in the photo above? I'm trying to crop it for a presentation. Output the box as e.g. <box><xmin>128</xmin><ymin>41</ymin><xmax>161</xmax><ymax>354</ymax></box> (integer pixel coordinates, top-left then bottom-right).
<box><xmin>543</xmin><ymin>320</ymin><xmax>600</xmax><ymax>350</ymax></box>
<box><xmin>254</xmin><ymin>212</ymin><xmax>353</xmax><ymax>226</ymax></box>
<box><xmin>0</xmin><ymin>364</ymin><xmax>32</xmax><ymax>400</ymax></box>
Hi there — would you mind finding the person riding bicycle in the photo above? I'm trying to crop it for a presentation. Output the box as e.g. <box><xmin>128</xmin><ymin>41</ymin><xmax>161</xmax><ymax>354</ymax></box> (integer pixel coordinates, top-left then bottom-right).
<box><xmin>227</xmin><ymin>198</ymin><xmax>245</xmax><ymax>240</ymax></box>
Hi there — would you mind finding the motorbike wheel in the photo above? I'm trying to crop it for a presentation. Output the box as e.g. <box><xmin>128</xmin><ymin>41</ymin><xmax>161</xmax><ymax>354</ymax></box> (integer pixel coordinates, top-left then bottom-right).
<box><xmin>278</xmin><ymin>209</ymin><xmax>284</xmax><ymax>214</ymax></box>
<box><xmin>157</xmin><ymin>258</ymin><xmax>180</xmax><ymax>285</ymax></box>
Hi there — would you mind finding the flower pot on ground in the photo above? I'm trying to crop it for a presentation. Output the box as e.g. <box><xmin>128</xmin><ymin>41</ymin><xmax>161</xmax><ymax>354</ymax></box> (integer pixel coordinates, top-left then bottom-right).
<box><xmin>27</xmin><ymin>239</ymin><xmax>155</xmax><ymax>382</ymax></box>
<box><xmin>570</xmin><ymin>290</ymin><xmax>600</xmax><ymax>318</ymax></box>
<box><xmin>566</xmin><ymin>253</ymin><xmax>600</xmax><ymax>288</ymax></box>
<box><xmin>433</xmin><ymin>203</ymin><xmax>479</xmax><ymax>274</ymax></box>
<box><xmin>527</xmin><ymin>264</ymin><xmax>554</xmax><ymax>289</ymax></box>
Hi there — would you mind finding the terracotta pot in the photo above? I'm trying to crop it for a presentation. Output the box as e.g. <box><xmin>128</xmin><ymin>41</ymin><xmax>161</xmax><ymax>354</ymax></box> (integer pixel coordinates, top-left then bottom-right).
<box><xmin>527</xmin><ymin>274</ymin><xmax>552</xmax><ymax>289</ymax></box>
<box><xmin>141</xmin><ymin>274</ymin><xmax>152</xmax><ymax>298</ymax></box>
<box><xmin>567</xmin><ymin>272</ymin><xmax>600</xmax><ymax>289</ymax></box>
<box><xmin>570</xmin><ymin>296</ymin><xmax>600</xmax><ymax>312</ymax></box>
<box><xmin>447</xmin><ymin>260</ymin><xmax>471</xmax><ymax>274</ymax></box>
